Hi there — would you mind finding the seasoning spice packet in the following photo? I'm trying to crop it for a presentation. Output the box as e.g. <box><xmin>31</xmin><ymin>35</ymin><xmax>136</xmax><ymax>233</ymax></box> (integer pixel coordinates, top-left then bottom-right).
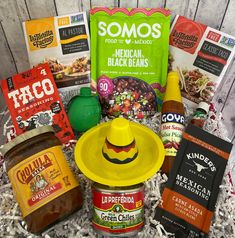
<box><xmin>23</xmin><ymin>12</ymin><xmax>90</xmax><ymax>105</ymax></box>
<box><xmin>90</xmin><ymin>8</ymin><xmax>170</xmax><ymax>119</ymax></box>
<box><xmin>170</xmin><ymin>15</ymin><xmax>235</xmax><ymax>109</ymax></box>
<box><xmin>0</xmin><ymin>64</ymin><xmax>74</xmax><ymax>144</ymax></box>
<box><xmin>154</xmin><ymin>124</ymin><xmax>233</xmax><ymax>237</ymax></box>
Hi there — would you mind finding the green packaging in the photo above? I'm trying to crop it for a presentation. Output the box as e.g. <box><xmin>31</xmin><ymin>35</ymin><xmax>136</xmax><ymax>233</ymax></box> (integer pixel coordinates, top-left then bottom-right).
<box><xmin>90</xmin><ymin>8</ymin><xmax>170</xmax><ymax>119</ymax></box>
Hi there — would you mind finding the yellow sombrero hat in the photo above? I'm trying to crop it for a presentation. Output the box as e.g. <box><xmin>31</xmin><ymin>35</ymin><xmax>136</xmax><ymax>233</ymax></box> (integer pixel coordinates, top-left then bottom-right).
<box><xmin>74</xmin><ymin>118</ymin><xmax>165</xmax><ymax>186</ymax></box>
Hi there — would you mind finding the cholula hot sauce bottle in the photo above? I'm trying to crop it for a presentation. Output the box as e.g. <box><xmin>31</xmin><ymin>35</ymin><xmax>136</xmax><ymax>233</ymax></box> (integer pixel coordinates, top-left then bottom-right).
<box><xmin>160</xmin><ymin>71</ymin><xmax>185</xmax><ymax>174</ymax></box>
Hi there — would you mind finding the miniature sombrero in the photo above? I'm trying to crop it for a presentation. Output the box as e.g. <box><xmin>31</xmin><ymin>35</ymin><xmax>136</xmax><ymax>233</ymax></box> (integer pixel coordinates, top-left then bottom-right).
<box><xmin>75</xmin><ymin>118</ymin><xmax>165</xmax><ymax>186</ymax></box>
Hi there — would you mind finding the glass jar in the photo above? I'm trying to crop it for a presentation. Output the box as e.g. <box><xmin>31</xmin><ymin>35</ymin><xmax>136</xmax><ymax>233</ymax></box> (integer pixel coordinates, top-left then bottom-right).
<box><xmin>191</xmin><ymin>101</ymin><xmax>210</xmax><ymax>128</ymax></box>
<box><xmin>1</xmin><ymin>126</ymin><xmax>83</xmax><ymax>233</ymax></box>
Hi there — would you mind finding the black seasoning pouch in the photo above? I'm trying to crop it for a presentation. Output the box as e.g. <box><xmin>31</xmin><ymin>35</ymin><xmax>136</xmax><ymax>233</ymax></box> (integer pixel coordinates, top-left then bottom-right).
<box><xmin>154</xmin><ymin>124</ymin><xmax>233</xmax><ymax>237</ymax></box>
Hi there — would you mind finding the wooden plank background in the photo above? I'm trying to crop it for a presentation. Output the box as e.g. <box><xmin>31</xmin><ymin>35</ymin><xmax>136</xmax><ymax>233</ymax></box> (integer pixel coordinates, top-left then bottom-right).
<box><xmin>0</xmin><ymin>0</ymin><xmax>235</xmax><ymax>142</ymax></box>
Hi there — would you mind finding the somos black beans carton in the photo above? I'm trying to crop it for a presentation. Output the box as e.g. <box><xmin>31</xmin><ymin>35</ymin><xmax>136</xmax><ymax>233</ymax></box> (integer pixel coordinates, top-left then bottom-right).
<box><xmin>170</xmin><ymin>15</ymin><xmax>235</xmax><ymax>108</ymax></box>
<box><xmin>23</xmin><ymin>12</ymin><xmax>90</xmax><ymax>105</ymax></box>
<box><xmin>90</xmin><ymin>8</ymin><xmax>171</xmax><ymax>119</ymax></box>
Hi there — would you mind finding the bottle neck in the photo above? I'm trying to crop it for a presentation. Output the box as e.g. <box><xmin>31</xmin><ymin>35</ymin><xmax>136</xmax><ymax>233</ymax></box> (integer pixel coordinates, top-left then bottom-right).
<box><xmin>164</xmin><ymin>78</ymin><xmax>182</xmax><ymax>103</ymax></box>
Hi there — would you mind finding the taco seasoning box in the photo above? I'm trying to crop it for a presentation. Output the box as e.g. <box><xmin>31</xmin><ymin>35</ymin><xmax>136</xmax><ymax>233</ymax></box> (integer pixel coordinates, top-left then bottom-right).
<box><xmin>191</xmin><ymin>101</ymin><xmax>210</xmax><ymax>128</ymax></box>
<box><xmin>0</xmin><ymin>63</ymin><xmax>75</xmax><ymax>145</ymax></box>
<box><xmin>0</xmin><ymin>126</ymin><xmax>83</xmax><ymax>234</ymax></box>
<box><xmin>160</xmin><ymin>71</ymin><xmax>185</xmax><ymax>174</ymax></box>
<box><xmin>92</xmin><ymin>183</ymin><xmax>144</xmax><ymax>236</ymax></box>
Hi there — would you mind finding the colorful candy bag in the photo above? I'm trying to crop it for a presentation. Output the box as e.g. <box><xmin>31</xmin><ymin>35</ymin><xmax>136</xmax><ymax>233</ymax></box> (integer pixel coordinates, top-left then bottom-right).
<box><xmin>154</xmin><ymin>124</ymin><xmax>233</xmax><ymax>237</ymax></box>
<box><xmin>90</xmin><ymin>8</ymin><xmax>170</xmax><ymax>119</ymax></box>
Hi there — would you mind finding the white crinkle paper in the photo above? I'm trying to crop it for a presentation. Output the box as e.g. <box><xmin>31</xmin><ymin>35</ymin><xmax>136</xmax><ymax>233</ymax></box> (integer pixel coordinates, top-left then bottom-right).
<box><xmin>0</xmin><ymin>104</ymin><xmax>234</xmax><ymax>238</ymax></box>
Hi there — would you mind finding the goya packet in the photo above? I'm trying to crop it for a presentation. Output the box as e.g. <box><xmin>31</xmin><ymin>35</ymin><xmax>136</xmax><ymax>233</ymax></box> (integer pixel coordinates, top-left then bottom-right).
<box><xmin>154</xmin><ymin>124</ymin><xmax>233</xmax><ymax>237</ymax></box>
<box><xmin>90</xmin><ymin>8</ymin><xmax>170</xmax><ymax>119</ymax></box>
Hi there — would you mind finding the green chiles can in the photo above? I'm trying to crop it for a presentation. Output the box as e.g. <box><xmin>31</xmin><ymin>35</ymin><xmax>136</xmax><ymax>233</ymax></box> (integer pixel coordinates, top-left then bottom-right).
<box><xmin>92</xmin><ymin>183</ymin><xmax>144</xmax><ymax>237</ymax></box>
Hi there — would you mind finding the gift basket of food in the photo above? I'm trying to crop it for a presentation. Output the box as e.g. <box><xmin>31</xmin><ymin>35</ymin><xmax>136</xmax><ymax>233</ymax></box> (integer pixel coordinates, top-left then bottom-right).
<box><xmin>0</xmin><ymin>5</ymin><xmax>235</xmax><ymax>238</ymax></box>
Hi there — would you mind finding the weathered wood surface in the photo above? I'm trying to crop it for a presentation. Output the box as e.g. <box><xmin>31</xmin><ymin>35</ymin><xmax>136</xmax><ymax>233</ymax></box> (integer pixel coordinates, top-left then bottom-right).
<box><xmin>165</xmin><ymin>0</ymin><xmax>199</xmax><ymax>22</ymax></box>
<box><xmin>0</xmin><ymin>26</ymin><xmax>17</xmax><ymax>79</ymax></box>
<box><xmin>55</xmin><ymin>0</ymin><xmax>83</xmax><ymax>15</ymax></box>
<box><xmin>119</xmin><ymin>0</ymin><xmax>138</xmax><ymax>8</ymax></box>
<box><xmin>0</xmin><ymin>0</ymin><xmax>29</xmax><ymax>73</ymax></box>
<box><xmin>26</xmin><ymin>0</ymin><xmax>57</xmax><ymax>19</ymax></box>
<box><xmin>195</xmin><ymin>0</ymin><xmax>230</xmax><ymax>29</ymax></box>
<box><xmin>138</xmin><ymin>0</ymin><xmax>165</xmax><ymax>8</ymax></box>
<box><xmin>91</xmin><ymin>0</ymin><xmax>118</xmax><ymax>7</ymax></box>
<box><xmin>220</xmin><ymin>0</ymin><xmax>235</xmax><ymax>36</ymax></box>
<box><xmin>0</xmin><ymin>0</ymin><xmax>235</xmax><ymax>142</ymax></box>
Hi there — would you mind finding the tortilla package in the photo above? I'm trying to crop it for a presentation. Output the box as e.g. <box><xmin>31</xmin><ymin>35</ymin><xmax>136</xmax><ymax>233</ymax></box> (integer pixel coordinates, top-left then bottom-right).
<box><xmin>170</xmin><ymin>15</ymin><xmax>235</xmax><ymax>109</ymax></box>
<box><xmin>90</xmin><ymin>8</ymin><xmax>170</xmax><ymax>119</ymax></box>
<box><xmin>154</xmin><ymin>124</ymin><xmax>233</xmax><ymax>237</ymax></box>
<box><xmin>23</xmin><ymin>12</ymin><xmax>90</xmax><ymax>106</ymax></box>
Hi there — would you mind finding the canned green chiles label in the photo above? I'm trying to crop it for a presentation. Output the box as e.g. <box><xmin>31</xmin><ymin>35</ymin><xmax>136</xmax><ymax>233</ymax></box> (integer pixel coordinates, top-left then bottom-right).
<box><xmin>92</xmin><ymin>186</ymin><xmax>144</xmax><ymax>235</ymax></box>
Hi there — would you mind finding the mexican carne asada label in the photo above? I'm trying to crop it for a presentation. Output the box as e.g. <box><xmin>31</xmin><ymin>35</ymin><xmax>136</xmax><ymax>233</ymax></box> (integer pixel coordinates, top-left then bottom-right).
<box><xmin>154</xmin><ymin>124</ymin><xmax>233</xmax><ymax>237</ymax></box>
<box><xmin>7</xmin><ymin>146</ymin><xmax>79</xmax><ymax>218</ymax></box>
<box><xmin>92</xmin><ymin>187</ymin><xmax>144</xmax><ymax>234</ymax></box>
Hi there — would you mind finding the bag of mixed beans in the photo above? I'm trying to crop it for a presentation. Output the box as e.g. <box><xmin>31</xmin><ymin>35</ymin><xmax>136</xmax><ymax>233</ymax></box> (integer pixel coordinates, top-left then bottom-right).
<box><xmin>90</xmin><ymin>8</ymin><xmax>170</xmax><ymax>119</ymax></box>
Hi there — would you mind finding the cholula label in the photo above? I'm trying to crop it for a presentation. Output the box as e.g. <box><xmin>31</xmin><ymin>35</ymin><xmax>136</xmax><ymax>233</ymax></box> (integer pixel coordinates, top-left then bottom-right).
<box><xmin>92</xmin><ymin>184</ymin><xmax>144</xmax><ymax>236</ymax></box>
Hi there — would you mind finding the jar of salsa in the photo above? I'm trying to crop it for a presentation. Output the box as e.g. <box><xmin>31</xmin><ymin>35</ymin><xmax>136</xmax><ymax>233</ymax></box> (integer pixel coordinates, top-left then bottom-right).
<box><xmin>1</xmin><ymin>126</ymin><xmax>83</xmax><ymax>233</ymax></box>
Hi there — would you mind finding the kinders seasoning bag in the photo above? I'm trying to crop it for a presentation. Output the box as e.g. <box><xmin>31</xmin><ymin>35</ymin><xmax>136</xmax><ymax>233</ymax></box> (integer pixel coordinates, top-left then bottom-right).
<box><xmin>90</xmin><ymin>8</ymin><xmax>170</xmax><ymax>119</ymax></box>
<box><xmin>154</xmin><ymin>124</ymin><xmax>233</xmax><ymax>237</ymax></box>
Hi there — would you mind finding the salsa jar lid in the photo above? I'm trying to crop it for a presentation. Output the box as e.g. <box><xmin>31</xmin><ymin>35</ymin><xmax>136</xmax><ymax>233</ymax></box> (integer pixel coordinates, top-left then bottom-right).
<box><xmin>0</xmin><ymin>126</ymin><xmax>55</xmax><ymax>156</ymax></box>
